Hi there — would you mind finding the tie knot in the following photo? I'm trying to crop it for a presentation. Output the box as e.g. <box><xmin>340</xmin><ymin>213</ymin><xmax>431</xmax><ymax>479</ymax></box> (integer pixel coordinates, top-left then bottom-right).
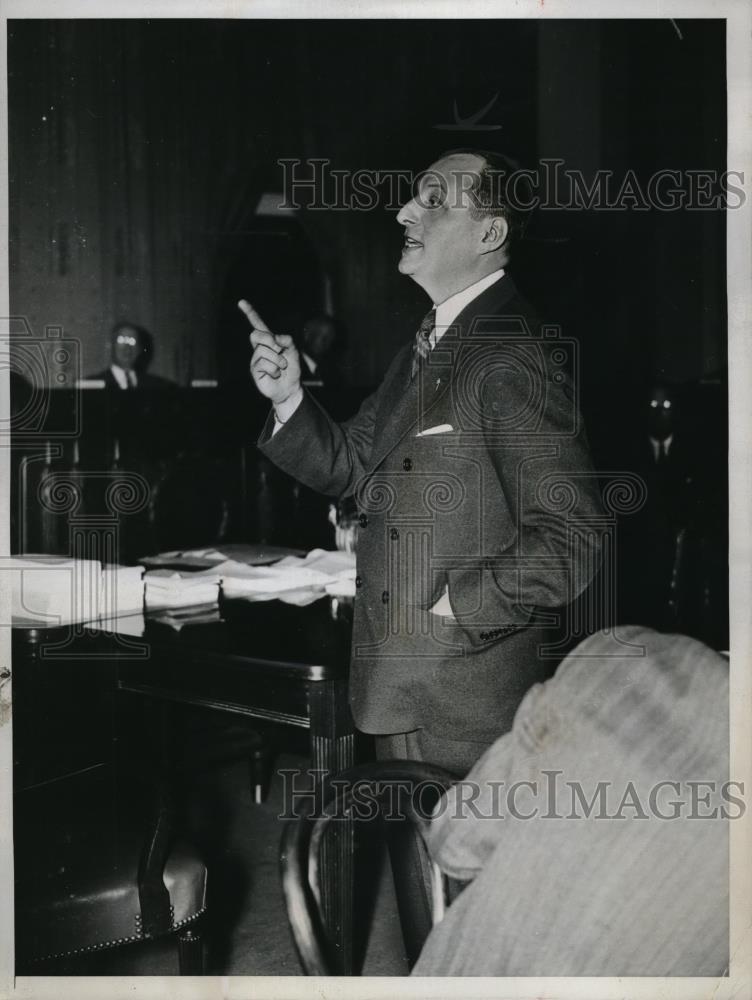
<box><xmin>419</xmin><ymin>308</ymin><xmax>436</xmax><ymax>340</ymax></box>
<box><xmin>411</xmin><ymin>309</ymin><xmax>435</xmax><ymax>379</ymax></box>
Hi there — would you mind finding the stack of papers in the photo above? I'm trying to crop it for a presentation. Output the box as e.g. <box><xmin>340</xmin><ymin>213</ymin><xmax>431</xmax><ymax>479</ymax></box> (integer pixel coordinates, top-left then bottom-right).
<box><xmin>144</xmin><ymin>568</ymin><xmax>220</xmax><ymax>610</ymax></box>
<box><xmin>141</xmin><ymin>543</ymin><xmax>304</xmax><ymax>571</ymax></box>
<box><xmin>219</xmin><ymin>549</ymin><xmax>356</xmax><ymax>605</ymax></box>
<box><xmin>8</xmin><ymin>557</ymin><xmax>146</xmax><ymax>625</ymax></box>
<box><xmin>150</xmin><ymin>604</ymin><xmax>223</xmax><ymax>632</ymax></box>
<box><xmin>101</xmin><ymin>564</ymin><xmax>145</xmax><ymax>616</ymax></box>
<box><xmin>7</xmin><ymin>549</ymin><xmax>355</xmax><ymax>622</ymax></box>
<box><xmin>9</xmin><ymin>555</ymin><xmax>103</xmax><ymax>625</ymax></box>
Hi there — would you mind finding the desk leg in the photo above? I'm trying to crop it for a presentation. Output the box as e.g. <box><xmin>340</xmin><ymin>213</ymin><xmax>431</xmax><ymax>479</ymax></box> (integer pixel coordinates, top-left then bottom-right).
<box><xmin>308</xmin><ymin>678</ymin><xmax>355</xmax><ymax>974</ymax></box>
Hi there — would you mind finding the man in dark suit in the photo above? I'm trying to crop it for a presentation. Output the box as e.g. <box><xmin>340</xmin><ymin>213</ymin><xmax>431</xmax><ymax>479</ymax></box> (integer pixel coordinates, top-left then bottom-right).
<box><xmin>618</xmin><ymin>379</ymin><xmax>726</xmax><ymax>644</ymax></box>
<box><xmin>298</xmin><ymin>314</ymin><xmax>344</xmax><ymax>389</ymax></box>
<box><xmin>243</xmin><ymin>149</ymin><xmax>602</xmax><ymax>772</ymax></box>
<box><xmin>244</xmin><ymin>148</ymin><xmax>603</xmax><ymax>961</ymax></box>
<box><xmin>89</xmin><ymin>321</ymin><xmax>174</xmax><ymax>390</ymax></box>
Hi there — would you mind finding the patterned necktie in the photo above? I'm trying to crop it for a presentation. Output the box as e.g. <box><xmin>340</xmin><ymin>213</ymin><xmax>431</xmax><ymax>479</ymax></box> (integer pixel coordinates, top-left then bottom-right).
<box><xmin>411</xmin><ymin>308</ymin><xmax>436</xmax><ymax>380</ymax></box>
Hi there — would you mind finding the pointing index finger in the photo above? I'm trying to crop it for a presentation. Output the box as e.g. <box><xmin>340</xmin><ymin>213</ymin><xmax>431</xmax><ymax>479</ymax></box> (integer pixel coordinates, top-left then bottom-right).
<box><xmin>238</xmin><ymin>299</ymin><xmax>271</xmax><ymax>332</ymax></box>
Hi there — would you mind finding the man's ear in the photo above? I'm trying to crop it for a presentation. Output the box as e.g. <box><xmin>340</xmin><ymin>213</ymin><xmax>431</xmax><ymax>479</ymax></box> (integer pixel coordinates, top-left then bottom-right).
<box><xmin>479</xmin><ymin>216</ymin><xmax>509</xmax><ymax>254</ymax></box>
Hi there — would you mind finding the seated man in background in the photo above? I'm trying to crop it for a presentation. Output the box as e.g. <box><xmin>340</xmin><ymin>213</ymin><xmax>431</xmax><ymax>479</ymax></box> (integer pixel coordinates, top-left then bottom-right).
<box><xmin>298</xmin><ymin>314</ymin><xmax>344</xmax><ymax>388</ymax></box>
<box><xmin>85</xmin><ymin>320</ymin><xmax>177</xmax><ymax>562</ymax></box>
<box><xmin>617</xmin><ymin>378</ymin><xmax>727</xmax><ymax>647</ymax></box>
<box><xmin>89</xmin><ymin>321</ymin><xmax>175</xmax><ymax>390</ymax></box>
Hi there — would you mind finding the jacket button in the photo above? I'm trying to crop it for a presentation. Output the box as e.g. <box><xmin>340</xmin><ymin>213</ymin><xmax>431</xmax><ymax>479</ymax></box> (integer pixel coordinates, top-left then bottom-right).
<box><xmin>355</xmin><ymin>576</ymin><xmax>363</xmax><ymax>588</ymax></box>
<box><xmin>390</xmin><ymin>527</ymin><xmax>399</xmax><ymax>541</ymax></box>
<box><xmin>358</xmin><ymin>513</ymin><xmax>368</xmax><ymax>528</ymax></box>
<box><xmin>403</xmin><ymin>457</ymin><xmax>413</xmax><ymax>471</ymax></box>
<box><xmin>381</xmin><ymin>590</ymin><xmax>389</xmax><ymax>604</ymax></box>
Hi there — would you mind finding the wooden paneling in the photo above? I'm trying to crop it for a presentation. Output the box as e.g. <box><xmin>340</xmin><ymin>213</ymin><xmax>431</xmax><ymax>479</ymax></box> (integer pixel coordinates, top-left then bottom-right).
<box><xmin>8</xmin><ymin>19</ymin><xmax>539</xmax><ymax>388</ymax></box>
<box><xmin>9</xmin><ymin>19</ymin><xmax>726</xmax><ymax>394</ymax></box>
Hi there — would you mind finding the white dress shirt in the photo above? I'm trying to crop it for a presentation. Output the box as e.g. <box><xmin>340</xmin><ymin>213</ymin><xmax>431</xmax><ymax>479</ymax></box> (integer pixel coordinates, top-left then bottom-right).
<box><xmin>649</xmin><ymin>433</ymin><xmax>673</xmax><ymax>462</ymax></box>
<box><xmin>110</xmin><ymin>364</ymin><xmax>137</xmax><ymax>389</ymax></box>
<box><xmin>431</xmin><ymin>268</ymin><xmax>505</xmax><ymax>346</ymax></box>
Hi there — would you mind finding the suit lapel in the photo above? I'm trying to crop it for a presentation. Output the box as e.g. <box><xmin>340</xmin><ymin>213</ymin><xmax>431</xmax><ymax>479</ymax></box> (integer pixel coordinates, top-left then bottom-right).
<box><xmin>419</xmin><ymin>273</ymin><xmax>522</xmax><ymax>425</ymax></box>
<box><xmin>449</xmin><ymin>272</ymin><xmax>520</xmax><ymax>341</ymax></box>
<box><xmin>366</xmin><ymin>348</ymin><xmax>420</xmax><ymax>472</ymax></box>
<box><xmin>365</xmin><ymin>274</ymin><xmax>520</xmax><ymax>474</ymax></box>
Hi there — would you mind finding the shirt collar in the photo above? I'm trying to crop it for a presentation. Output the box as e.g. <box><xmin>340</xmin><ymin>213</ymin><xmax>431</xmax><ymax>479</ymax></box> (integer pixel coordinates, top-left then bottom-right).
<box><xmin>649</xmin><ymin>433</ymin><xmax>673</xmax><ymax>459</ymax></box>
<box><xmin>432</xmin><ymin>269</ymin><xmax>505</xmax><ymax>345</ymax></box>
<box><xmin>111</xmin><ymin>363</ymin><xmax>137</xmax><ymax>389</ymax></box>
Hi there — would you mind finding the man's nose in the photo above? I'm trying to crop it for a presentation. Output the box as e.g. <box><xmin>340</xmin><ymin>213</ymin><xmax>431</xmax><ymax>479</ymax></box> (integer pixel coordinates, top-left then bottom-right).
<box><xmin>396</xmin><ymin>197</ymin><xmax>419</xmax><ymax>226</ymax></box>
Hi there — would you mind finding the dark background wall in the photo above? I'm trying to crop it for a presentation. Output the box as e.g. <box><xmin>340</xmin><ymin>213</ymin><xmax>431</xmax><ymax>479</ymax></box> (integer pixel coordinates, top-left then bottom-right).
<box><xmin>8</xmin><ymin>18</ymin><xmax>726</xmax><ymax>391</ymax></box>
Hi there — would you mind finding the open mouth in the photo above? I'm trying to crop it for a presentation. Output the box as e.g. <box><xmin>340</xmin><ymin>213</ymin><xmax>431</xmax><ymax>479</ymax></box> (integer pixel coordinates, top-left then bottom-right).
<box><xmin>402</xmin><ymin>235</ymin><xmax>423</xmax><ymax>251</ymax></box>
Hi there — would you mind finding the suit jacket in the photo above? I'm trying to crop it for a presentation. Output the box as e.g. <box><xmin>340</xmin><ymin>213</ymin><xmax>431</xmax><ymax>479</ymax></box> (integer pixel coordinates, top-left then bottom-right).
<box><xmin>260</xmin><ymin>274</ymin><xmax>603</xmax><ymax>741</ymax></box>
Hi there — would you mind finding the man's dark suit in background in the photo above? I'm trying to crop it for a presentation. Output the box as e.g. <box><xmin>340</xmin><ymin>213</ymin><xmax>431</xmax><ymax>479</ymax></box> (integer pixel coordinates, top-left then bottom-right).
<box><xmin>87</xmin><ymin>321</ymin><xmax>175</xmax><ymax>390</ymax></box>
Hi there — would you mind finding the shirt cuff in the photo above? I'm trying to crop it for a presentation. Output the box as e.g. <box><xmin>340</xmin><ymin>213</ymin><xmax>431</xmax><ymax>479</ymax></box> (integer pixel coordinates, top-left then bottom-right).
<box><xmin>271</xmin><ymin>387</ymin><xmax>304</xmax><ymax>436</ymax></box>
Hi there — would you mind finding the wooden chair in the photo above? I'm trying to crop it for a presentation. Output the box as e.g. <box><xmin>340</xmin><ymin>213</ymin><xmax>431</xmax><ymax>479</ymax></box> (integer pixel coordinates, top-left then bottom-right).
<box><xmin>279</xmin><ymin>760</ymin><xmax>456</xmax><ymax>975</ymax></box>
<box><xmin>14</xmin><ymin>763</ymin><xmax>208</xmax><ymax>975</ymax></box>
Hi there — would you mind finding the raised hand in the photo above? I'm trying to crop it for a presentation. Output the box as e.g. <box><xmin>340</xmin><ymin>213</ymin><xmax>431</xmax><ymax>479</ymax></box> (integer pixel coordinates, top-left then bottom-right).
<box><xmin>239</xmin><ymin>299</ymin><xmax>302</xmax><ymax>405</ymax></box>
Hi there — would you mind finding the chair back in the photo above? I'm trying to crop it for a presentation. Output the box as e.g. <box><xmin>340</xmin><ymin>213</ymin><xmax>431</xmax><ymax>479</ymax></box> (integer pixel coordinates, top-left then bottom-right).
<box><xmin>279</xmin><ymin>760</ymin><xmax>455</xmax><ymax>975</ymax></box>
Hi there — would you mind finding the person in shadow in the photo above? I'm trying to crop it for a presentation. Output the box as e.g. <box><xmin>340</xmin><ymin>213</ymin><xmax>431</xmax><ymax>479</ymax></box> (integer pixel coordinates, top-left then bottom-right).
<box><xmin>86</xmin><ymin>322</ymin><xmax>178</xmax><ymax>563</ymax></box>
<box><xmin>616</xmin><ymin>378</ymin><xmax>726</xmax><ymax>645</ymax></box>
<box><xmin>298</xmin><ymin>314</ymin><xmax>344</xmax><ymax>389</ymax></box>
<box><xmin>89</xmin><ymin>321</ymin><xmax>175</xmax><ymax>390</ymax></box>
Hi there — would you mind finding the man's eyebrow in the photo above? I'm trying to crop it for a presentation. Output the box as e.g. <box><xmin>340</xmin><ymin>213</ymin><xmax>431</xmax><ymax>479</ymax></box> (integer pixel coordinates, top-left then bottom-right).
<box><xmin>417</xmin><ymin>177</ymin><xmax>448</xmax><ymax>198</ymax></box>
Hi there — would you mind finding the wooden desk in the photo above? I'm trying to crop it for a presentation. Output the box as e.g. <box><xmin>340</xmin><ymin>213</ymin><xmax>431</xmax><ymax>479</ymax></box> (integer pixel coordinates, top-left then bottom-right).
<box><xmin>12</xmin><ymin>594</ymin><xmax>356</xmax><ymax>972</ymax></box>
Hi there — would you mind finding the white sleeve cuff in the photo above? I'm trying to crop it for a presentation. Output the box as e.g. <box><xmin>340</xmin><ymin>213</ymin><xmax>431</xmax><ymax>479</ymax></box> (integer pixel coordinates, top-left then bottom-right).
<box><xmin>271</xmin><ymin>387</ymin><xmax>304</xmax><ymax>435</ymax></box>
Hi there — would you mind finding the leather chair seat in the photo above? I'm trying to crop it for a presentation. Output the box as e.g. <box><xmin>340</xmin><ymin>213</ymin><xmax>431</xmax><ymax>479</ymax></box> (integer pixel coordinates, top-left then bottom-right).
<box><xmin>15</xmin><ymin>766</ymin><xmax>207</xmax><ymax>966</ymax></box>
